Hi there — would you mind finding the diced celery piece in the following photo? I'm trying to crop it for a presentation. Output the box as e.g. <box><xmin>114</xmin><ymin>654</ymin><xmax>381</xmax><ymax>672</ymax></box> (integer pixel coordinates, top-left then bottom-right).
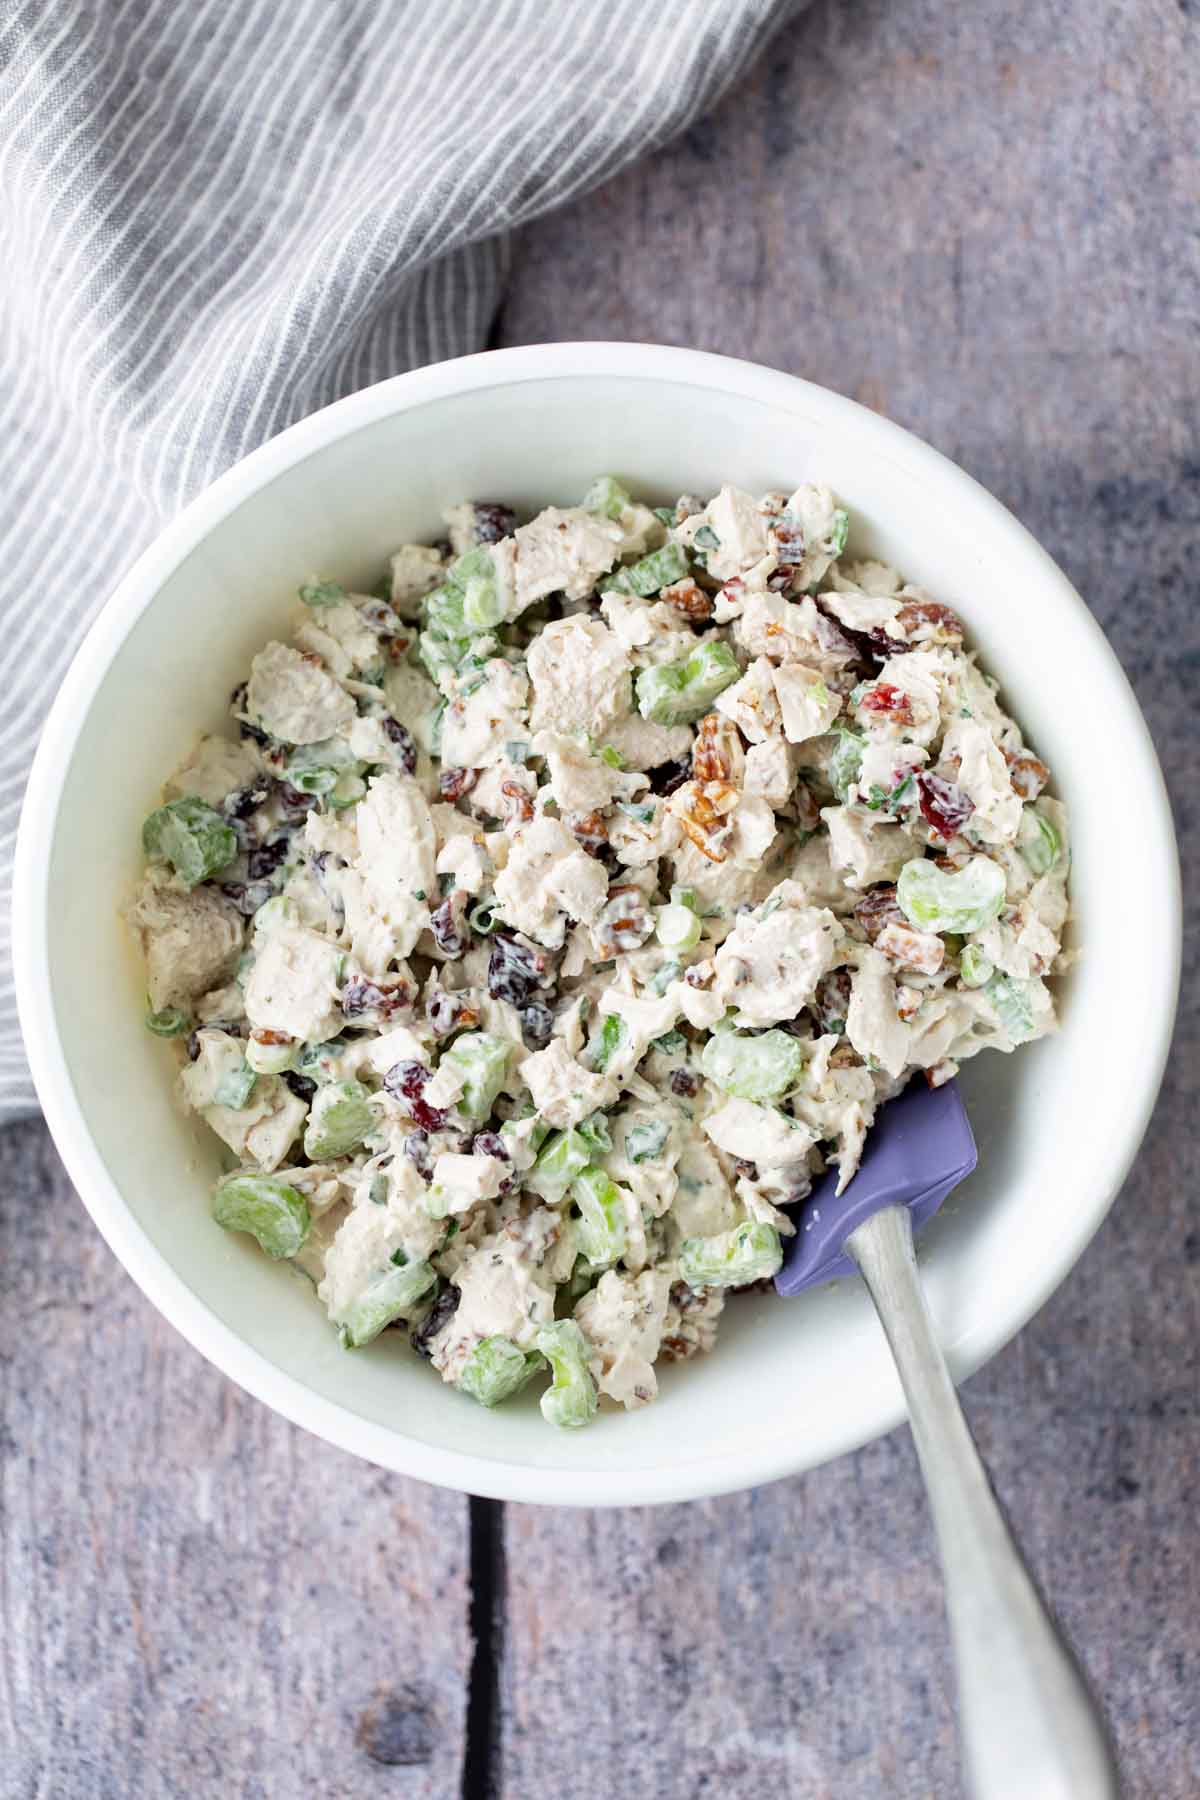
<box><xmin>142</xmin><ymin>797</ymin><xmax>237</xmax><ymax>889</ymax></box>
<box><xmin>635</xmin><ymin>640</ymin><xmax>740</xmax><ymax>726</ymax></box>
<box><xmin>670</xmin><ymin>885</ymin><xmax>699</xmax><ymax>911</ymax></box>
<box><xmin>572</xmin><ymin>1166</ymin><xmax>627</xmax><ymax>1267</ymax></box>
<box><xmin>286</xmin><ymin>765</ymin><xmax>340</xmax><ymax>796</ymax></box>
<box><xmin>213</xmin><ymin>1058</ymin><xmax>257</xmax><ymax>1110</ymax></box>
<box><xmin>678</xmin><ymin>1220</ymin><xmax>782</xmax><ymax>1289</ymax></box>
<box><xmin>582</xmin><ymin>476</ymin><xmax>631</xmax><ymax>521</ymax></box>
<box><xmin>145</xmin><ymin>1006</ymin><xmax>190</xmax><ymax>1037</ymax></box>
<box><xmin>338</xmin><ymin>1259</ymin><xmax>437</xmax><ymax>1347</ymax></box>
<box><xmin>212</xmin><ymin>1173</ymin><xmax>309</xmax><ymax>1259</ymax></box>
<box><xmin>648</xmin><ymin>960</ymin><xmax>682</xmax><ymax>997</ymax></box>
<box><xmin>298</xmin><ymin>578</ymin><xmax>346</xmax><ymax>608</ymax></box>
<box><xmin>329</xmin><ymin>771</ymin><xmax>367</xmax><ymax>809</ymax></box>
<box><xmin>449</xmin><ymin>545</ymin><xmax>503</xmax><ymax>631</ymax></box>
<box><xmin>443</xmin><ymin>1032</ymin><xmax>510</xmax><ymax>1120</ymax></box>
<box><xmin>296</xmin><ymin>1039</ymin><xmax>343</xmax><ymax>1083</ymax></box>
<box><xmin>616</xmin><ymin>540</ymin><xmax>689</xmax><ymax>598</ymax></box>
<box><xmin>576</xmin><ymin>1113</ymin><xmax>613</xmax><ymax>1155</ymax></box>
<box><xmin>958</xmin><ymin>944</ymin><xmax>994</xmax><ymax>988</ymax></box>
<box><xmin>897</xmin><ymin>856</ymin><xmax>1006</xmax><ymax>935</ymax></box>
<box><xmin>700</xmin><ymin>1029</ymin><xmax>805</xmax><ymax>1102</ymax></box>
<box><xmin>1018</xmin><ymin>805</ymin><xmax>1061</xmax><ymax>877</ymax></box>
<box><xmin>984</xmin><ymin>971</ymin><xmax>1037</xmax><ymax>1043</ymax></box>
<box><xmin>303</xmin><ymin>1078</ymin><xmax>373</xmax><ymax>1158</ymax></box>
<box><xmin>500</xmin><ymin>1114</ymin><xmax>550</xmax><ymax>1160</ymax></box>
<box><xmin>424</xmin><ymin>582</ymin><xmax>467</xmax><ymax>641</ymax></box>
<box><xmin>535</xmin><ymin>1320</ymin><xmax>599</xmax><ymax>1429</ymax></box>
<box><xmin>527</xmin><ymin>1128</ymin><xmax>591</xmax><ymax>1198</ymax></box>
<box><xmin>828</xmin><ymin>729</ymin><xmax>865</xmax><ymax>803</ymax></box>
<box><xmin>829</xmin><ymin>509</ymin><xmax>849</xmax><ymax>558</ymax></box>
<box><xmin>590</xmin><ymin>1013</ymin><xmax>627</xmax><ymax>1073</ymax></box>
<box><xmin>599</xmin><ymin>744</ymin><xmax>625</xmax><ymax>769</ymax></box>
<box><xmin>459</xmin><ymin>1335</ymin><xmax>545</xmax><ymax>1407</ymax></box>
<box><xmin>626</xmin><ymin>1119</ymin><xmax>670</xmax><ymax>1163</ymax></box>
<box><xmin>655</xmin><ymin>902</ymin><xmax>702</xmax><ymax>951</ymax></box>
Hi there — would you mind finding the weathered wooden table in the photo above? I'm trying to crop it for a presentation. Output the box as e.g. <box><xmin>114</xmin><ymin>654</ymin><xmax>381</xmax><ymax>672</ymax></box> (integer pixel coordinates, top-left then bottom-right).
<box><xmin>3</xmin><ymin>2</ymin><xmax>1196</xmax><ymax>1794</ymax></box>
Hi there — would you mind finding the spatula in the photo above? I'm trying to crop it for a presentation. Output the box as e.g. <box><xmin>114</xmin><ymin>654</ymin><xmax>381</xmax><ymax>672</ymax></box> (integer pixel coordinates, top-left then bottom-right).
<box><xmin>776</xmin><ymin>1077</ymin><xmax>1120</xmax><ymax>1800</ymax></box>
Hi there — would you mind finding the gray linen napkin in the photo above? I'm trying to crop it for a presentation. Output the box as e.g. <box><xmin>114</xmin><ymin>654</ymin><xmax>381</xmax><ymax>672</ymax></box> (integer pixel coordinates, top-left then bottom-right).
<box><xmin>0</xmin><ymin>0</ymin><xmax>805</xmax><ymax>1120</ymax></box>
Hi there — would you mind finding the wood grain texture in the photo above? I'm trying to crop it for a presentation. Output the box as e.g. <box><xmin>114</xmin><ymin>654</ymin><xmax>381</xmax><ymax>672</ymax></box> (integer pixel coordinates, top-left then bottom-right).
<box><xmin>497</xmin><ymin>0</ymin><xmax>1200</xmax><ymax>1795</ymax></box>
<box><xmin>0</xmin><ymin>1123</ymin><xmax>472</xmax><ymax>1800</ymax></box>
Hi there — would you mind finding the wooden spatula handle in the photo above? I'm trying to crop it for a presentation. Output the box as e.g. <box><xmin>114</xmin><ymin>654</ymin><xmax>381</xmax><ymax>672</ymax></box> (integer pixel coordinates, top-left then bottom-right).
<box><xmin>849</xmin><ymin>1205</ymin><xmax>1121</xmax><ymax>1800</ymax></box>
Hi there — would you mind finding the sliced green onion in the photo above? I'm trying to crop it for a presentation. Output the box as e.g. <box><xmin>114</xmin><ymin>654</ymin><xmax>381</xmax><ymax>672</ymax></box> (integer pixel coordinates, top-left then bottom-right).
<box><xmin>145</xmin><ymin>1006</ymin><xmax>190</xmax><ymax>1037</ymax></box>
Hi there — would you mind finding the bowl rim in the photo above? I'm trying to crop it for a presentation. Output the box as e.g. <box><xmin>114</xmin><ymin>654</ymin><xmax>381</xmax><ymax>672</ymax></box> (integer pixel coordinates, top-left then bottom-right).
<box><xmin>12</xmin><ymin>341</ymin><xmax>1182</xmax><ymax>1506</ymax></box>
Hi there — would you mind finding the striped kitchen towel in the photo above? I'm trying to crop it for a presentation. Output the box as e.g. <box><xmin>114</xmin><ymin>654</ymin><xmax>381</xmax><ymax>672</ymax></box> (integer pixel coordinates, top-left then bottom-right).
<box><xmin>0</xmin><ymin>0</ymin><xmax>806</xmax><ymax>1121</ymax></box>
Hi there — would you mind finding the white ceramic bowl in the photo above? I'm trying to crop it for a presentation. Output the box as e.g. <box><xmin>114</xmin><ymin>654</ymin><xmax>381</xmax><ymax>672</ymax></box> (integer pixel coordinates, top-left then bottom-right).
<box><xmin>13</xmin><ymin>344</ymin><xmax>1180</xmax><ymax>1506</ymax></box>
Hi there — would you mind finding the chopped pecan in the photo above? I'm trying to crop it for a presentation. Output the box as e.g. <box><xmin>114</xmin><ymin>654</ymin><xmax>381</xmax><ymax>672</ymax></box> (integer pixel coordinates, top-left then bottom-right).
<box><xmin>852</xmin><ymin>884</ymin><xmax>904</xmax><ymax>941</ymax></box>
<box><xmin>1006</xmin><ymin>750</ymin><xmax>1050</xmax><ymax>800</ymax></box>
<box><xmin>875</xmin><ymin>920</ymin><xmax>945</xmax><ymax>975</ymax></box>
<box><xmin>661</xmin><ymin>577</ymin><xmax>713</xmax><ymax>621</ymax></box>
<box><xmin>895</xmin><ymin>599</ymin><xmax>964</xmax><ymax>644</ymax></box>
<box><xmin>691</xmin><ymin>712</ymin><xmax>742</xmax><ymax>784</ymax></box>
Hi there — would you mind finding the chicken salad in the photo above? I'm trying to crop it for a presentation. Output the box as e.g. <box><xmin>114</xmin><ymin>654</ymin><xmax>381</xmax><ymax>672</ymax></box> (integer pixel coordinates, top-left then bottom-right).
<box><xmin>128</xmin><ymin>478</ymin><xmax>1070</xmax><ymax>1428</ymax></box>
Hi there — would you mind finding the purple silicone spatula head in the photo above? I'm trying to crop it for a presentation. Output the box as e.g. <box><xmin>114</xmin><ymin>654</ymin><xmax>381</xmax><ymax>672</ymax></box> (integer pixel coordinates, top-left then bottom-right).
<box><xmin>775</xmin><ymin>1076</ymin><xmax>977</xmax><ymax>1297</ymax></box>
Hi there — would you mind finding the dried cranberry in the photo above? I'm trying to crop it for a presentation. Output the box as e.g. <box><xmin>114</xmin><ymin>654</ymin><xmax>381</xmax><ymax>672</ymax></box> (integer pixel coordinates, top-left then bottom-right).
<box><xmin>247</xmin><ymin>837</ymin><xmax>289</xmax><ymax>881</ymax></box>
<box><xmin>472</xmin><ymin>503</ymin><xmax>517</xmax><ymax>544</ymax></box>
<box><xmin>439</xmin><ymin>766</ymin><xmax>478</xmax><ymax>801</ymax></box>
<box><xmin>647</xmin><ymin>757</ymin><xmax>691</xmax><ymax>796</ymax></box>
<box><xmin>471</xmin><ymin>1130</ymin><xmax>510</xmax><ymax>1161</ymax></box>
<box><xmin>283</xmin><ymin>1070</ymin><xmax>317</xmax><ymax>1102</ymax></box>
<box><xmin>520</xmin><ymin>1001</ymin><xmax>554</xmax><ymax>1050</ymax></box>
<box><xmin>238</xmin><ymin>719</ymin><xmax>270</xmax><ymax>748</ymax></box>
<box><xmin>430</xmin><ymin>890</ymin><xmax>469</xmax><ymax>959</ymax></box>
<box><xmin>814</xmin><ymin>602</ymin><xmax>901</xmax><ymax>664</ymax></box>
<box><xmin>916</xmin><ymin>771</ymin><xmax>975</xmax><ymax>839</ymax></box>
<box><xmin>411</xmin><ymin>1283</ymin><xmax>460</xmax><ymax>1358</ymax></box>
<box><xmin>278</xmin><ymin>783</ymin><xmax>317</xmax><ymax>815</ymax></box>
<box><xmin>186</xmin><ymin>1031</ymin><xmax>201</xmax><ymax>1062</ymax></box>
<box><xmin>811</xmin><ymin>968</ymin><xmax>852</xmax><ymax>1035</ymax></box>
<box><xmin>487</xmin><ymin>930</ymin><xmax>552</xmax><ymax>1007</ymax></box>
<box><xmin>860</xmin><ymin>682</ymin><xmax>915</xmax><ymax>725</ymax></box>
<box><xmin>431</xmin><ymin>537</ymin><xmax>452</xmax><ymax>559</ymax></box>
<box><xmin>426</xmin><ymin>989</ymin><xmax>473</xmax><ymax>1037</ymax></box>
<box><xmin>360</xmin><ymin>597</ymin><xmax>404</xmax><ymax>635</ymax></box>
<box><xmin>382</xmin><ymin>715</ymin><xmax>417</xmax><ymax>775</ymax></box>
<box><xmin>220</xmin><ymin>880</ymin><xmax>274</xmax><ymax>916</ymax></box>
<box><xmin>223</xmin><ymin>783</ymin><xmax>271</xmax><ymax>821</ymax></box>
<box><xmin>770</xmin><ymin>516</ymin><xmax>806</xmax><ymax>562</ymax></box>
<box><xmin>383</xmin><ymin>1062</ymin><xmax>448</xmax><ymax>1132</ymax></box>
<box><xmin>342</xmin><ymin>976</ymin><xmax>411</xmax><ymax>1022</ymax></box>
<box><xmin>669</xmin><ymin>1068</ymin><xmax>700</xmax><ymax>1097</ymax></box>
<box><xmin>403</xmin><ymin>1127</ymin><xmax>433</xmax><ymax>1179</ymax></box>
<box><xmin>853</xmin><ymin>884</ymin><xmax>904</xmax><ymax>941</ymax></box>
